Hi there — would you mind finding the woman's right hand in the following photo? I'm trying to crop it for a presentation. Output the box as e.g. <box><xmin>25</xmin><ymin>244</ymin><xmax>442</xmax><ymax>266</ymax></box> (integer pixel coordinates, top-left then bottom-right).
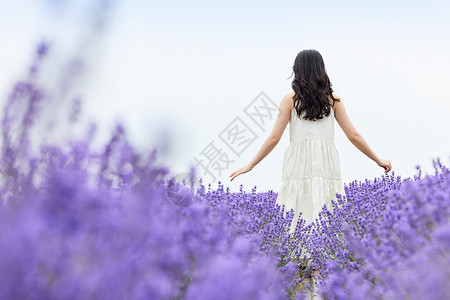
<box><xmin>377</xmin><ymin>159</ymin><xmax>392</xmax><ymax>173</ymax></box>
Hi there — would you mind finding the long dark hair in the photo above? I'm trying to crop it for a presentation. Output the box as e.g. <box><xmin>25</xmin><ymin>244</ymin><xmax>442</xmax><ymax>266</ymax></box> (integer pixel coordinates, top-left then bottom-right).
<box><xmin>289</xmin><ymin>49</ymin><xmax>340</xmax><ymax>121</ymax></box>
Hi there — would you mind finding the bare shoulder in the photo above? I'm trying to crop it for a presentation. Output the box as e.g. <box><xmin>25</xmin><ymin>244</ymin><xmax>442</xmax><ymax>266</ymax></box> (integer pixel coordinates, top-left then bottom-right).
<box><xmin>329</xmin><ymin>92</ymin><xmax>341</xmax><ymax>101</ymax></box>
<box><xmin>275</xmin><ymin>92</ymin><xmax>295</xmax><ymax>117</ymax></box>
<box><xmin>328</xmin><ymin>92</ymin><xmax>342</xmax><ymax>107</ymax></box>
<box><xmin>283</xmin><ymin>92</ymin><xmax>296</xmax><ymax>110</ymax></box>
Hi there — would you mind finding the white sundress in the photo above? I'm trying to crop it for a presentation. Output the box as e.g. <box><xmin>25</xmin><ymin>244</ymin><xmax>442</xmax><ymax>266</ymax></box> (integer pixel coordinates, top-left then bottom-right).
<box><xmin>276</xmin><ymin>105</ymin><xmax>346</xmax><ymax>234</ymax></box>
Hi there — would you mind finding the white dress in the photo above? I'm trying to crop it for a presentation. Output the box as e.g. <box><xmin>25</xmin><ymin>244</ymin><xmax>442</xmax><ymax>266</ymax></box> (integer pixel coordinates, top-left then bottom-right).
<box><xmin>277</xmin><ymin>105</ymin><xmax>346</xmax><ymax>234</ymax></box>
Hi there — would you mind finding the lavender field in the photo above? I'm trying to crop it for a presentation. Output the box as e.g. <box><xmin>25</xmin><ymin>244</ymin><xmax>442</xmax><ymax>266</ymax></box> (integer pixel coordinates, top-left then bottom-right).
<box><xmin>0</xmin><ymin>44</ymin><xmax>449</xmax><ymax>300</ymax></box>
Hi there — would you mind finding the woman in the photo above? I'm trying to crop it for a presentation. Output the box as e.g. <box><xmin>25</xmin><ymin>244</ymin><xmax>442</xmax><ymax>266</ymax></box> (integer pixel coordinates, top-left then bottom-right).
<box><xmin>229</xmin><ymin>48</ymin><xmax>391</xmax><ymax>234</ymax></box>
<box><xmin>229</xmin><ymin>49</ymin><xmax>392</xmax><ymax>296</ymax></box>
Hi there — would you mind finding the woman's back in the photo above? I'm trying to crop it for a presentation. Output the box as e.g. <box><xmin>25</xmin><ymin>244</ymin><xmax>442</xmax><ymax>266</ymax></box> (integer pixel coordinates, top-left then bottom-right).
<box><xmin>289</xmin><ymin>102</ymin><xmax>335</xmax><ymax>143</ymax></box>
<box><xmin>278</xmin><ymin>94</ymin><xmax>344</xmax><ymax>234</ymax></box>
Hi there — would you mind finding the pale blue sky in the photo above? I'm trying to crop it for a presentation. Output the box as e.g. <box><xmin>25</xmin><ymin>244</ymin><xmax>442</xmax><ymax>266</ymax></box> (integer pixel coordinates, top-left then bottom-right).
<box><xmin>1</xmin><ymin>0</ymin><xmax>449</xmax><ymax>192</ymax></box>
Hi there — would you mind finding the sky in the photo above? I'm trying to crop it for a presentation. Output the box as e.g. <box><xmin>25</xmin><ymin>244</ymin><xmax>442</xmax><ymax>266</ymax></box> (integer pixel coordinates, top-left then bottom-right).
<box><xmin>0</xmin><ymin>0</ymin><xmax>449</xmax><ymax>193</ymax></box>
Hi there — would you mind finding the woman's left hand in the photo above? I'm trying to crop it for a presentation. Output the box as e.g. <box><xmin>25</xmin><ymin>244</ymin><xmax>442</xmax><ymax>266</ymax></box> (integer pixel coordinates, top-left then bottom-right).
<box><xmin>229</xmin><ymin>164</ymin><xmax>253</xmax><ymax>181</ymax></box>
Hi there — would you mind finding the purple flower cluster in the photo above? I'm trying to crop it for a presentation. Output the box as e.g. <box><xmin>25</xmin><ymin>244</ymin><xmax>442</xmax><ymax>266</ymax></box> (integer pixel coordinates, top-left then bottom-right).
<box><xmin>193</xmin><ymin>160</ymin><xmax>449</xmax><ymax>299</ymax></box>
<box><xmin>312</xmin><ymin>161</ymin><xmax>450</xmax><ymax>299</ymax></box>
<box><xmin>1</xmin><ymin>43</ymin><xmax>449</xmax><ymax>300</ymax></box>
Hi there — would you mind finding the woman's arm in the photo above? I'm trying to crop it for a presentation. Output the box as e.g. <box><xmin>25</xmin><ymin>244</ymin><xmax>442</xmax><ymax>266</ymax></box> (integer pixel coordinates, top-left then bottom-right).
<box><xmin>229</xmin><ymin>94</ymin><xmax>293</xmax><ymax>181</ymax></box>
<box><xmin>248</xmin><ymin>94</ymin><xmax>293</xmax><ymax>168</ymax></box>
<box><xmin>332</xmin><ymin>93</ymin><xmax>392</xmax><ymax>172</ymax></box>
